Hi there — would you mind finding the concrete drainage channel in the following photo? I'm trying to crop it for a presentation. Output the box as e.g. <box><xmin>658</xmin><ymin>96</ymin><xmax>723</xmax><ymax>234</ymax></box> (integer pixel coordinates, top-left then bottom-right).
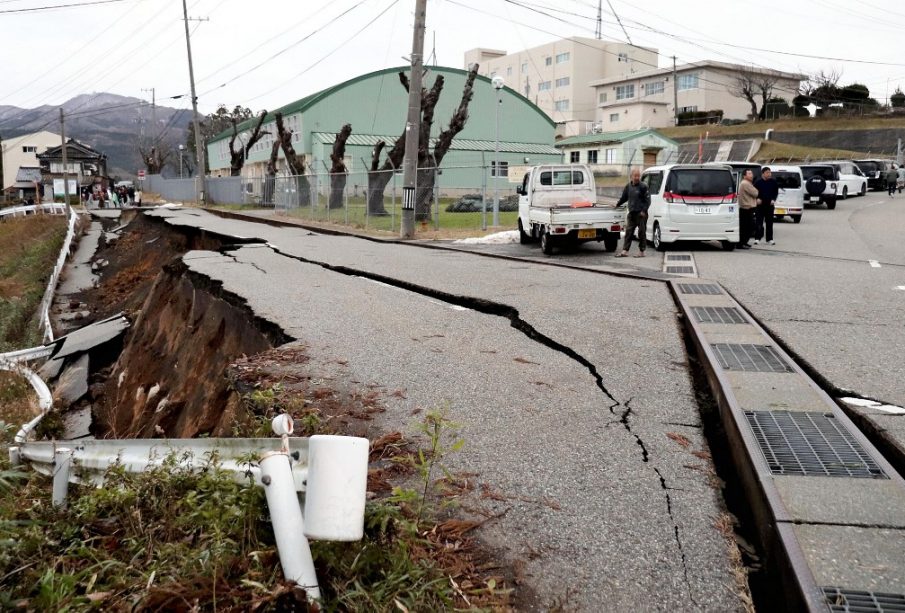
<box><xmin>671</xmin><ymin>280</ymin><xmax>905</xmax><ymax>612</ymax></box>
<box><xmin>663</xmin><ymin>252</ymin><xmax>698</xmax><ymax>278</ymax></box>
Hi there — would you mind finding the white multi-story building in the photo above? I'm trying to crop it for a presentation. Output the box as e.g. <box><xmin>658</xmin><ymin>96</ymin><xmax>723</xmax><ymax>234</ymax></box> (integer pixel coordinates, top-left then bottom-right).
<box><xmin>591</xmin><ymin>61</ymin><xmax>805</xmax><ymax>130</ymax></box>
<box><xmin>1</xmin><ymin>130</ymin><xmax>61</xmax><ymax>193</ymax></box>
<box><xmin>465</xmin><ymin>37</ymin><xmax>658</xmax><ymax>137</ymax></box>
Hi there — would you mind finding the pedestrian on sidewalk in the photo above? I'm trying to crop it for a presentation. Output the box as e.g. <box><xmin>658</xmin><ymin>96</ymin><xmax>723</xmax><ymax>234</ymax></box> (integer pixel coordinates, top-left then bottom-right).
<box><xmin>737</xmin><ymin>169</ymin><xmax>758</xmax><ymax>249</ymax></box>
<box><xmin>753</xmin><ymin>167</ymin><xmax>779</xmax><ymax>245</ymax></box>
<box><xmin>885</xmin><ymin>166</ymin><xmax>898</xmax><ymax>196</ymax></box>
<box><xmin>615</xmin><ymin>168</ymin><xmax>651</xmax><ymax>258</ymax></box>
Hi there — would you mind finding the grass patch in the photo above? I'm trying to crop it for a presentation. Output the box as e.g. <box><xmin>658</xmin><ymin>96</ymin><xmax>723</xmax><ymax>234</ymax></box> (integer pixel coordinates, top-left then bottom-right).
<box><xmin>0</xmin><ymin>215</ymin><xmax>67</xmax><ymax>352</ymax></box>
<box><xmin>659</xmin><ymin>115</ymin><xmax>905</xmax><ymax>141</ymax></box>
<box><xmin>752</xmin><ymin>141</ymin><xmax>870</xmax><ymax>163</ymax></box>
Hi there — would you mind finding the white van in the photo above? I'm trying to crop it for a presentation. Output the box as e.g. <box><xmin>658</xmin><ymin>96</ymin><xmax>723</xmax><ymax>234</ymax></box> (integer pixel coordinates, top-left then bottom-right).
<box><xmin>641</xmin><ymin>164</ymin><xmax>739</xmax><ymax>251</ymax></box>
<box><xmin>823</xmin><ymin>161</ymin><xmax>868</xmax><ymax>199</ymax></box>
<box><xmin>767</xmin><ymin>165</ymin><xmax>805</xmax><ymax>224</ymax></box>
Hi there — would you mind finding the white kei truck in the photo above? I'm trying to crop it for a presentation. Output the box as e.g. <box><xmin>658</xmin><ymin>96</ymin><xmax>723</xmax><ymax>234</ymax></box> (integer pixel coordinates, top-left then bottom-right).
<box><xmin>515</xmin><ymin>164</ymin><xmax>625</xmax><ymax>255</ymax></box>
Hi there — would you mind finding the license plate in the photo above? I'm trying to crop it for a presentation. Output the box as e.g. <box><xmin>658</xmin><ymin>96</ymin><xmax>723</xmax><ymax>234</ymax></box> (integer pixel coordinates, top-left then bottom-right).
<box><xmin>693</xmin><ymin>206</ymin><xmax>712</xmax><ymax>214</ymax></box>
<box><xmin>775</xmin><ymin>208</ymin><xmax>786</xmax><ymax>215</ymax></box>
<box><xmin>577</xmin><ymin>229</ymin><xmax>596</xmax><ymax>239</ymax></box>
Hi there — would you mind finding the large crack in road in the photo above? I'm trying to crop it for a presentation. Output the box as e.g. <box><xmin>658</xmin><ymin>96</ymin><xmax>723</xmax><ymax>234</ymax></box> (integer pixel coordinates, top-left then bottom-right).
<box><xmin>257</xmin><ymin>241</ymin><xmax>699</xmax><ymax>604</ymax></box>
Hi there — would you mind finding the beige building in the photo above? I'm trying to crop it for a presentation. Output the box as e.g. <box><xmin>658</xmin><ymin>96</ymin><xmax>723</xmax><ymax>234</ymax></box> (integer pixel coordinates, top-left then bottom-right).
<box><xmin>1</xmin><ymin>130</ymin><xmax>61</xmax><ymax>191</ymax></box>
<box><xmin>590</xmin><ymin>61</ymin><xmax>805</xmax><ymax>131</ymax></box>
<box><xmin>465</xmin><ymin>37</ymin><xmax>658</xmax><ymax>137</ymax></box>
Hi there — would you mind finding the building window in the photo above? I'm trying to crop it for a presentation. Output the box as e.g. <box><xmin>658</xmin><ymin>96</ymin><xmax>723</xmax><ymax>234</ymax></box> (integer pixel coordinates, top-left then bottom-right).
<box><xmin>22</xmin><ymin>146</ymin><xmax>37</xmax><ymax>153</ymax></box>
<box><xmin>521</xmin><ymin>62</ymin><xmax>528</xmax><ymax>73</ymax></box>
<box><xmin>644</xmin><ymin>81</ymin><xmax>665</xmax><ymax>96</ymax></box>
<box><xmin>587</xmin><ymin>150</ymin><xmax>598</xmax><ymax>164</ymax></box>
<box><xmin>545</xmin><ymin>56</ymin><xmax>552</xmax><ymax>66</ymax></box>
<box><xmin>606</xmin><ymin>148</ymin><xmax>617</xmax><ymax>163</ymax></box>
<box><xmin>598</xmin><ymin>92</ymin><xmax>608</xmax><ymax>104</ymax></box>
<box><xmin>491</xmin><ymin>161</ymin><xmax>509</xmax><ymax>177</ymax></box>
<box><xmin>569</xmin><ymin>151</ymin><xmax>580</xmax><ymax>163</ymax></box>
<box><xmin>555</xmin><ymin>77</ymin><xmax>570</xmax><ymax>88</ymax></box>
<box><xmin>554</xmin><ymin>99</ymin><xmax>570</xmax><ymax>111</ymax></box>
<box><xmin>677</xmin><ymin>73</ymin><xmax>700</xmax><ymax>91</ymax></box>
<box><xmin>678</xmin><ymin>105</ymin><xmax>698</xmax><ymax>113</ymax></box>
<box><xmin>609</xmin><ymin>113</ymin><xmax>620</xmax><ymax>122</ymax></box>
<box><xmin>555</xmin><ymin>52</ymin><xmax>570</xmax><ymax>64</ymax></box>
<box><xmin>506</xmin><ymin>66</ymin><xmax>512</xmax><ymax>76</ymax></box>
<box><xmin>538</xmin><ymin>81</ymin><xmax>552</xmax><ymax>91</ymax></box>
<box><xmin>615</xmin><ymin>84</ymin><xmax>635</xmax><ymax>100</ymax></box>
<box><xmin>618</xmin><ymin>52</ymin><xmax>629</xmax><ymax>62</ymax></box>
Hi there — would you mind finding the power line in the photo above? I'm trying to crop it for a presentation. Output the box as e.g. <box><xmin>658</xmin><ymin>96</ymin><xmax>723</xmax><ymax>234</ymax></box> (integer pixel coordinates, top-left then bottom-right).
<box><xmin>0</xmin><ymin>0</ymin><xmax>132</xmax><ymax>14</ymax></box>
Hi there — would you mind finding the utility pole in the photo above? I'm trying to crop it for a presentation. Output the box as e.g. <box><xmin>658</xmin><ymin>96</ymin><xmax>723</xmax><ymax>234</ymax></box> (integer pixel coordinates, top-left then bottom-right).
<box><xmin>142</xmin><ymin>87</ymin><xmax>156</xmax><ymax>143</ymax></box>
<box><xmin>401</xmin><ymin>0</ymin><xmax>427</xmax><ymax>239</ymax></box>
<box><xmin>60</xmin><ymin>108</ymin><xmax>71</xmax><ymax>205</ymax></box>
<box><xmin>182</xmin><ymin>0</ymin><xmax>206</xmax><ymax>201</ymax></box>
<box><xmin>595</xmin><ymin>0</ymin><xmax>602</xmax><ymax>39</ymax></box>
<box><xmin>672</xmin><ymin>56</ymin><xmax>679</xmax><ymax>127</ymax></box>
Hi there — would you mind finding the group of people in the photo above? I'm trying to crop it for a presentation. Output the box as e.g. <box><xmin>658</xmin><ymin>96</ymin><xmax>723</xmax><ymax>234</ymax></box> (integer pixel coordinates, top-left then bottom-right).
<box><xmin>737</xmin><ymin>167</ymin><xmax>778</xmax><ymax>248</ymax></box>
<box><xmin>81</xmin><ymin>184</ymin><xmax>141</xmax><ymax>208</ymax></box>
<box><xmin>885</xmin><ymin>165</ymin><xmax>905</xmax><ymax>197</ymax></box>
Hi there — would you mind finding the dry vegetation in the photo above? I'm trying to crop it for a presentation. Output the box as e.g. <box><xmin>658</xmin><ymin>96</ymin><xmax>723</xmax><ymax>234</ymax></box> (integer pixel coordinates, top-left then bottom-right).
<box><xmin>659</xmin><ymin>115</ymin><xmax>905</xmax><ymax>140</ymax></box>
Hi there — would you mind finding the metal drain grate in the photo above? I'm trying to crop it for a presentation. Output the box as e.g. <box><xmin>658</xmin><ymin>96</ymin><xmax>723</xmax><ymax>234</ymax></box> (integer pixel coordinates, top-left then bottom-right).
<box><xmin>711</xmin><ymin>343</ymin><xmax>793</xmax><ymax>373</ymax></box>
<box><xmin>746</xmin><ymin>411</ymin><xmax>887</xmax><ymax>478</ymax></box>
<box><xmin>667</xmin><ymin>254</ymin><xmax>692</xmax><ymax>261</ymax></box>
<box><xmin>824</xmin><ymin>587</ymin><xmax>905</xmax><ymax>612</ymax></box>
<box><xmin>678</xmin><ymin>283</ymin><xmax>721</xmax><ymax>295</ymax></box>
<box><xmin>692</xmin><ymin>306</ymin><xmax>747</xmax><ymax>324</ymax></box>
<box><xmin>666</xmin><ymin>266</ymin><xmax>695</xmax><ymax>274</ymax></box>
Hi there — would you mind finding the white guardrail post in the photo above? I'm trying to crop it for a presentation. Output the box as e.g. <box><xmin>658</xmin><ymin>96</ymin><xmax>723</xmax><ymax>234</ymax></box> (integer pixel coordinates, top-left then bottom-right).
<box><xmin>11</xmin><ymin>412</ymin><xmax>369</xmax><ymax>602</ymax></box>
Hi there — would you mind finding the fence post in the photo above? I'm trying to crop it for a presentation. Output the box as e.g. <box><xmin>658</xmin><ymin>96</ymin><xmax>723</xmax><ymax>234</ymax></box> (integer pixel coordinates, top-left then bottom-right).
<box><xmin>260</xmin><ymin>451</ymin><xmax>321</xmax><ymax>599</ymax></box>
<box><xmin>52</xmin><ymin>447</ymin><xmax>73</xmax><ymax>508</ymax></box>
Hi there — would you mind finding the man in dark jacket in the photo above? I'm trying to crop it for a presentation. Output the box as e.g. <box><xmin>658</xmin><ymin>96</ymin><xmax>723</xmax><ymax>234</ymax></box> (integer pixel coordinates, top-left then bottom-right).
<box><xmin>753</xmin><ymin>167</ymin><xmax>779</xmax><ymax>245</ymax></box>
<box><xmin>615</xmin><ymin>168</ymin><xmax>651</xmax><ymax>257</ymax></box>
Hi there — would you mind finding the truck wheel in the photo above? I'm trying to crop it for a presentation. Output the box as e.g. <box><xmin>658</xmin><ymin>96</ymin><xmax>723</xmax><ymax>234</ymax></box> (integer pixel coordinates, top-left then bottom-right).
<box><xmin>653</xmin><ymin>224</ymin><xmax>667</xmax><ymax>252</ymax></box>
<box><xmin>541</xmin><ymin>231</ymin><xmax>555</xmax><ymax>255</ymax></box>
<box><xmin>603</xmin><ymin>234</ymin><xmax>619</xmax><ymax>252</ymax></box>
<box><xmin>792</xmin><ymin>214</ymin><xmax>802</xmax><ymax>224</ymax></box>
<box><xmin>518</xmin><ymin>219</ymin><xmax>531</xmax><ymax>244</ymax></box>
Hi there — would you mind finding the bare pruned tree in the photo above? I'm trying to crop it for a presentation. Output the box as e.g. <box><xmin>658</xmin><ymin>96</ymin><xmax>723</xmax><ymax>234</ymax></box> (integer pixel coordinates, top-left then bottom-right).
<box><xmin>228</xmin><ymin>110</ymin><xmax>268</xmax><ymax>176</ymax></box>
<box><xmin>729</xmin><ymin>67</ymin><xmax>780</xmax><ymax>121</ymax></box>
<box><xmin>328</xmin><ymin>124</ymin><xmax>352</xmax><ymax>210</ymax></box>
<box><xmin>263</xmin><ymin>139</ymin><xmax>279</xmax><ymax>205</ymax></box>
<box><xmin>274</xmin><ymin>112</ymin><xmax>310</xmax><ymax>206</ymax></box>
<box><xmin>139</xmin><ymin>145</ymin><xmax>171</xmax><ymax>175</ymax></box>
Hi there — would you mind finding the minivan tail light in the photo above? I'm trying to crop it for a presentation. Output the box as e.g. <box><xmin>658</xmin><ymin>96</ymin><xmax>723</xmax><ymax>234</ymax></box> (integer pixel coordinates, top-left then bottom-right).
<box><xmin>664</xmin><ymin>191</ymin><xmax>678</xmax><ymax>203</ymax></box>
<box><xmin>722</xmin><ymin>193</ymin><xmax>737</xmax><ymax>204</ymax></box>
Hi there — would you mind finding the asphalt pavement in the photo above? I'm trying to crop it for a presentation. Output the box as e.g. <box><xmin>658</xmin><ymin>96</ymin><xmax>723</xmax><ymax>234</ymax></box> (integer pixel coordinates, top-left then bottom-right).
<box><xmin>148</xmin><ymin>208</ymin><xmax>744</xmax><ymax>610</ymax></box>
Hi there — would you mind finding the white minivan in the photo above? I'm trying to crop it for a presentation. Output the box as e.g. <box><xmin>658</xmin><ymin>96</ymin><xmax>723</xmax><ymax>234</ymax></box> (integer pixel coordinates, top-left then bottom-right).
<box><xmin>641</xmin><ymin>164</ymin><xmax>739</xmax><ymax>251</ymax></box>
<box><xmin>767</xmin><ymin>165</ymin><xmax>805</xmax><ymax>224</ymax></box>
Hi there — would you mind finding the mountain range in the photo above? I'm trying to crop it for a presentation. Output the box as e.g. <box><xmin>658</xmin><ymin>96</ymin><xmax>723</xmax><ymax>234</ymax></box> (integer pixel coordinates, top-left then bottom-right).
<box><xmin>0</xmin><ymin>93</ymin><xmax>192</xmax><ymax>179</ymax></box>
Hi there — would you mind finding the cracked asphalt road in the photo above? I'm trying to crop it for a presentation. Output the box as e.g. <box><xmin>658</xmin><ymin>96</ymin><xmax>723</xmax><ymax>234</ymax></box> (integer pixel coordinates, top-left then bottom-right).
<box><xmin>149</xmin><ymin>208</ymin><xmax>743</xmax><ymax>610</ymax></box>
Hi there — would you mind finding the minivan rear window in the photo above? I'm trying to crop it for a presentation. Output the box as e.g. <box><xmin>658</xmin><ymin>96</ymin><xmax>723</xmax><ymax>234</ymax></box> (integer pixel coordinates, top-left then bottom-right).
<box><xmin>856</xmin><ymin>161</ymin><xmax>880</xmax><ymax>173</ymax></box>
<box><xmin>539</xmin><ymin>170</ymin><xmax>585</xmax><ymax>186</ymax></box>
<box><xmin>801</xmin><ymin>166</ymin><xmax>836</xmax><ymax>181</ymax></box>
<box><xmin>666</xmin><ymin>169</ymin><xmax>734</xmax><ymax>196</ymax></box>
<box><xmin>773</xmin><ymin>171</ymin><xmax>801</xmax><ymax>189</ymax></box>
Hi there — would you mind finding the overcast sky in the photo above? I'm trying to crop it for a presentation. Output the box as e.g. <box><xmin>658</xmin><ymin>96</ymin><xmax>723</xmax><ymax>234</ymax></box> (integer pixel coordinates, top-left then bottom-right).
<box><xmin>1</xmin><ymin>0</ymin><xmax>902</xmax><ymax>116</ymax></box>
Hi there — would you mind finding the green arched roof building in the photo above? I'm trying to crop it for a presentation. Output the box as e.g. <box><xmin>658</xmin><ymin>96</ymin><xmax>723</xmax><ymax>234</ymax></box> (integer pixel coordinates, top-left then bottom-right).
<box><xmin>206</xmin><ymin>65</ymin><xmax>560</xmax><ymax>189</ymax></box>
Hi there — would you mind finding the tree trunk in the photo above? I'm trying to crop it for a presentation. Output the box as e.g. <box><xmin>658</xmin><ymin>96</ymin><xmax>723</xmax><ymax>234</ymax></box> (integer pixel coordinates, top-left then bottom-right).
<box><xmin>275</xmin><ymin>112</ymin><xmax>310</xmax><ymax>206</ymax></box>
<box><xmin>415</xmin><ymin>164</ymin><xmax>436</xmax><ymax>221</ymax></box>
<box><xmin>263</xmin><ymin>139</ymin><xmax>279</xmax><ymax>206</ymax></box>
<box><xmin>229</xmin><ymin>110</ymin><xmax>268</xmax><ymax>176</ymax></box>
<box><xmin>329</xmin><ymin>124</ymin><xmax>352</xmax><ymax>209</ymax></box>
<box><xmin>367</xmin><ymin>167</ymin><xmax>392</xmax><ymax>216</ymax></box>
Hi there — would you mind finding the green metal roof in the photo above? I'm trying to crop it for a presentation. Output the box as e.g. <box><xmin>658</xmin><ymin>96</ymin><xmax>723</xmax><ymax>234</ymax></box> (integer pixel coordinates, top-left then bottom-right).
<box><xmin>555</xmin><ymin>129</ymin><xmax>678</xmax><ymax>148</ymax></box>
<box><xmin>312</xmin><ymin>132</ymin><xmax>559</xmax><ymax>154</ymax></box>
<box><xmin>210</xmin><ymin>65</ymin><xmax>555</xmax><ymax>144</ymax></box>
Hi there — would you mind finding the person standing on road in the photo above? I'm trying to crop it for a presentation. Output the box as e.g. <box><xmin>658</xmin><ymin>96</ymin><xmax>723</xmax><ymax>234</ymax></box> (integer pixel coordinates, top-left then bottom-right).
<box><xmin>615</xmin><ymin>168</ymin><xmax>651</xmax><ymax>258</ymax></box>
<box><xmin>753</xmin><ymin>167</ymin><xmax>779</xmax><ymax>245</ymax></box>
<box><xmin>885</xmin><ymin>166</ymin><xmax>898</xmax><ymax>197</ymax></box>
<box><xmin>737</xmin><ymin>169</ymin><xmax>758</xmax><ymax>249</ymax></box>
<box><xmin>897</xmin><ymin>165</ymin><xmax>905</xmax><ymax>194</ymax></box>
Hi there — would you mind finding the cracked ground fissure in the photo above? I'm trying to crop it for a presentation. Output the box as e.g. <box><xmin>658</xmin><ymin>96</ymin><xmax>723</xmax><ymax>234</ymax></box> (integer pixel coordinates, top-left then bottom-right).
<box><xmin>248</xmin><ymin>242</ymin><xmax>699</xmax><ymax>604</ymax></box>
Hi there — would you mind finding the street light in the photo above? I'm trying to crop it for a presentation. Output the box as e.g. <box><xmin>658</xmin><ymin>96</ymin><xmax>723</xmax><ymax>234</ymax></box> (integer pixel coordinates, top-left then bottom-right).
<box><xmin>178</xmin><ymin>144</ymin><xmax>185</xmax><ymax>178</ymax></box>
<box><xmin>492</xmin><ymin>75</ymin><xmax>504</xmax><ymax>227</ymax></box>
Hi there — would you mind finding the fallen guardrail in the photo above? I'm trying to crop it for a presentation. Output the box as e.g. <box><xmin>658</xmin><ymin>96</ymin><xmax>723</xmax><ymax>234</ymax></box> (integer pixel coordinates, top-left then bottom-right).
<box><xmin>38</xmin><ymin>205</ymin><xmax>79</xmax><ymax>343</ymax></box>
<box><xmin>8</xmin><ymin>414</ymin><xmax>368</xmax><ymax>602</ymax></box>
<box><xmin>0</xmin><ymin>203</ymin><xmax>69</xmax><ymax>219</ymax></box>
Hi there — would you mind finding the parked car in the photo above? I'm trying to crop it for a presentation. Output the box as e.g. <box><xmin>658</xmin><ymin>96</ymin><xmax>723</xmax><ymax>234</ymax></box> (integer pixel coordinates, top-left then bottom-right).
<box><xmin>705</xmin><ymin>161</ymin><xmax>762</xmax><ymax>189</ymax></box>
<box><xmin>799</xmin><ymin>164</ymin><xmax>839</xmax><ymax>209</ymax></box>
<box><xmin>854</xmin><ymin>159</ymin><xmax>894</xmax><ymax>191</ymax></box>
<box><xmin>516</xmin><ymin>164</ymin><xmax>625</xmax><ymax>255</ymax></box>
<box><xmin>768</xmin><ymin>165</ymin><xmax>805</xmax><ymax>223</ymax></box>
<box><xmin>822</xmin><ymin>161</ymin><xmax>868</xmax><ymax>198</ymax></box>
<box><xmin>641</xmin><ymin>164</ymin><xmax>739</xmax><ymax>251</ymax></box>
